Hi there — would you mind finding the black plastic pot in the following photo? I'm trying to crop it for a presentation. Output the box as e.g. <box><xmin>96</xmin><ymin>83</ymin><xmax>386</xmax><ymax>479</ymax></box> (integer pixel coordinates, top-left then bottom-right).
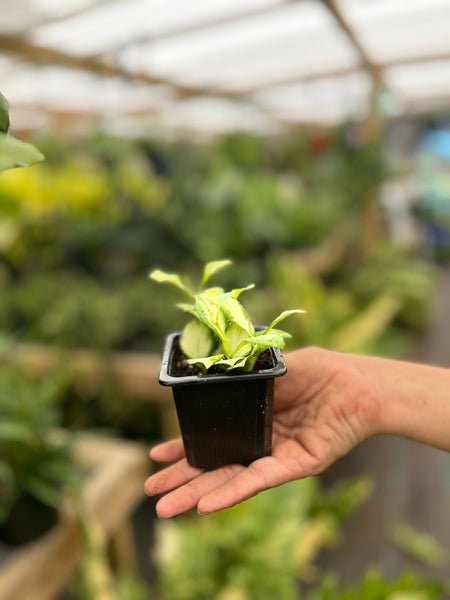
<box><xmin>0</xmin><ymin>492</ymin><xmax>59</xmax><ymax>546</ymax></box>
<box><xmin>159</xmin><ymin>332</ymin><xmax>287</xmax><ymax>470</ymax></box>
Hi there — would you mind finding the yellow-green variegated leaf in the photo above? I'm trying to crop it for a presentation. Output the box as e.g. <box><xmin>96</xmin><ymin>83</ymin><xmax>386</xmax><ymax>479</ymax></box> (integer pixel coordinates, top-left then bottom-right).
<box><xmin>256</xmin><ymin>328</ymin><xmax>292</xmax><ymax>339</ymax></box>
<box><xmin>221</xmin><ymin>298</ymin><xmax>254</xmax><ymax>335</ymax></box>
<box><xmin>187</xmin><ymin>355</ymin><xmax>223</xmax><ymax>373</ymax></box>
<box><xmin>226</xmin><ymin>323</ymin><xmax>253</xmax><ymax>357</ymax></box>
<box><xmin>215</xmin><ymin>356</ymin><xmax>249</xmax><ymax>371</ymax></box>
<box><xmin>201</xmin><ymin>287</ymin><xmax>224</xmax><ymax>302</ymax></box>
<box><xmin>265</xmin><ymin>309</ymin><xmax>305</xmax><ymax>333</ymax></box>
<box><xmin>149</xmin><ymin>269</ymin><xmax>193</xmax><ymax>297</ymax></box>
<box><xmin>176</xmin><ymin>303</ymin><xmax>197</xmax><ymax>318</ymax></box>
<box><xmin>245</xmin><ymin>332</ymin><xmax>286</xmax><ymax>351</ymax></box>
<box><xmin>0</xmin><ymin>133</ymin><xmax>44</xmax><ymax>173</ymax></box>
<box><xmin>219</xmin><ymin>286</ymin><xmax>255</xmax><ymax>336</ymax></box>
<box><xmin>180</xmin><ymin>319</ymin><xmax>215</xmax><ymax>359</ymax></box>
<box><xmin>201</xmin><ymin>259</ymin><xmax>232</xmax><ymax>287</ymax></box>
<box><xmin>195</xmin><ymin>288</ymin><xmax>228</xmax><ymax>352</ymax></box>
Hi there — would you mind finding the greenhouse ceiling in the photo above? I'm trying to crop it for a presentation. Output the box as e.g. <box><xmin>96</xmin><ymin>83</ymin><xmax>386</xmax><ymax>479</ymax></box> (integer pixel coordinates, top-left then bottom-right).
<box><xmin>1</xmin><ymin>0</ymin><xmax>450</xmax><ymax>137</ymax></box>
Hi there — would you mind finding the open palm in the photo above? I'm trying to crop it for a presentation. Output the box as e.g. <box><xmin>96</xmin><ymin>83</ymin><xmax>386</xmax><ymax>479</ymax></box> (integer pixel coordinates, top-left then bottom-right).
<box><xmin>145</xmin><ymin>347</ymin><xmax>380</xmax><ymax>518</ymax></box>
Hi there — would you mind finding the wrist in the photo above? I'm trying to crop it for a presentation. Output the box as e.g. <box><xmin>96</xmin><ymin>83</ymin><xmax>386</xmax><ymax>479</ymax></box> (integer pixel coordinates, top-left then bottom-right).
<box><xmin>356</xmin><ymin>355</ymin><xmax>450</xmax><ymax>451</ymax></box>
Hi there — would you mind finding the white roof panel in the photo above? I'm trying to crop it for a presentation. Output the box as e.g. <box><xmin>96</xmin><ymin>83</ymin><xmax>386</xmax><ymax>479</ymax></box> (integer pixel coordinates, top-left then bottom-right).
<box><xmin>1</xmin><ymin>0</ymin><xmax>450</xmax><ymax>134</ymax></box>
<box><xmin>386</xmin><ymin>59</ymin><xmax>450</xmax><ymax>100</ymax></box>
<box><xmin>337</xmin><ymin>0</ymin><xmax>450</xmax><ymax>64</ymax></box>
<box><xmin>2</xmin><ymin>65</ymin><xmax>172</xmax><ymax>112</ymax></box>
<box><xmin>132</xmin><ymin>1</ymin><xmax>339</xmax><ymax>73</ymax></box>
<box><xmin>31</xmin><ymin>0</ymin><xmax>283</xmax><ymax>55</ymax></box>
<box><xmin>256</xmin><ymin>71</ymin><xmax>371</xmax><ymax>125</ymax></box>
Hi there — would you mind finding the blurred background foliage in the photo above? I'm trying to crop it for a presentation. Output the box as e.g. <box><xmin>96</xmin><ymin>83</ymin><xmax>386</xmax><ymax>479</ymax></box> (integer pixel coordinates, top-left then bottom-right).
<box><xmin>0</xmin><ymin>128</ymin><xmax>435</xmax><ymax>357</ymax></box>
<box><xmin>0</xmin><ymin>125</ymin><xmax>446</xmax><ymax>599</ymax></box>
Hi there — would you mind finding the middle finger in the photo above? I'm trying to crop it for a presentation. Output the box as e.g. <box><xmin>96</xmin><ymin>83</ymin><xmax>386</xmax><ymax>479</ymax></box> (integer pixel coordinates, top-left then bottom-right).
<box><xmin>155</xmin><ymin>463</ymin><xmax>246</xmax><ymax>518</ymax></box>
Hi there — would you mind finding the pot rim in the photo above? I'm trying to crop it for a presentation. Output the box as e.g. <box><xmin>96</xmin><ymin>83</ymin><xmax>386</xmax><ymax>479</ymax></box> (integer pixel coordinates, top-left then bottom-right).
<box><xmin>159</xmin><ymin>331</ymin><xmax>287</xmax><ymax>387</ymax></box>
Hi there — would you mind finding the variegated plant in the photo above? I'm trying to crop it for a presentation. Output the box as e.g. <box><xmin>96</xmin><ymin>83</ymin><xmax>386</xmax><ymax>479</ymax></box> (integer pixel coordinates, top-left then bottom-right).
<box><xmin>150</xmin><ymin>259</ymin><xmax>304</xmax><ymax>373</ymax></box>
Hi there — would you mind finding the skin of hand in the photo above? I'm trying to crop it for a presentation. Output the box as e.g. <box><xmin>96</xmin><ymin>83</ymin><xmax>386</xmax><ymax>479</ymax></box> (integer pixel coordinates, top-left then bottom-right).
<box><xmin>144</xmin><ymin>347</ymin><xmax>450</xmax><ymax>519</ymax></box>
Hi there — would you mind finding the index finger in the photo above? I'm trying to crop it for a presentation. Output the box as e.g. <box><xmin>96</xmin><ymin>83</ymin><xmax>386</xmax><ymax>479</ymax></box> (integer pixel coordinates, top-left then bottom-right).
<box><xmin>150</xmin><ymin>438</ymin><xmax>186</xmax><ymax>463</ymax></box>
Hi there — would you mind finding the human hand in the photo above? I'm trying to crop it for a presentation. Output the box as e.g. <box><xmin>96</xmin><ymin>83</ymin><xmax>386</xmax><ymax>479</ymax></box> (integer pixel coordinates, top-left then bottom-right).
<box><xmin>144</xmin><ymin>347</ymin><xmax>382</xmax><ymax>518</ymax></box>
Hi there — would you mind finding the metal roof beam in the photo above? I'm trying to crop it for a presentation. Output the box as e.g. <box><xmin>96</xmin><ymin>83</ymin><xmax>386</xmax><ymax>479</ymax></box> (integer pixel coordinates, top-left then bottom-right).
<box><xmin>321</xmin><ymin>0</ymin><xmax>384</xmax><ymax>87</ymax></box>
<box><xmin>241</xmin><ymin>50</ymin><xmax>450</xmax><ymax>93</ymax></box>
<box><xmin>0</xmin><ymin>34</ymin><xmax>237</xmax><ymax>100</ymax></box>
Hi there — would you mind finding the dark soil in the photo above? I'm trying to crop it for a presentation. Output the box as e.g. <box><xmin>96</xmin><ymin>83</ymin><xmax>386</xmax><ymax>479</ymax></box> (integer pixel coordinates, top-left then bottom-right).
<box><xmin>169</xmin><ymin>336</ymin><xmax>275</xmax><ymax>377</ymax></box>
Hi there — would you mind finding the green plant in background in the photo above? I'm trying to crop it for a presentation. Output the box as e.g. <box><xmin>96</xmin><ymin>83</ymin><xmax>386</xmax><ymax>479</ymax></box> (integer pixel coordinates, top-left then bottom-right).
<box><xmin>153</xmin><ymin>476</ymin><xmax>448</xmax><ymax>600</ymax></box>
<box><xmin>0</xmin><ymin>91</ymin><xmax>44</xmax><ymax>173</ymax></box>
<box><xmin>0</xmin><ymin>115</ymin><xmax>444</xmax><ymax>598</ymax></box>
<box><xmin>387</xmin><ymin>522</ymin><xmax>449</xmax><ymax>569</ymax></box>
<box><xmin>154</xmin><ymin>477</ymin><xmax>372</xmax><ymax>600</ymax></box>
<box><xmin>0</xmin><ymin>367</ymin><xmax>78</xmax><ymax>526</ymax></box>
<box><xmin>308</xmin><ymin>569</ymin><xmax>447</xmax><ymax>600</ymax></box>
<box><xmin>0</xmin><ymin>129</ymin><xmax>434</xmax><ymax>360</ymax></box>
<box><xmin>258</xmin><ymin>249</ymin><xmax>435</xmax><ymax>357</ymax></box>
<box><xmin>0</xmin><ymin>129</ymin><xmax>436</xmax><ymax>451</ymax></box>
<box><xmin>150</xmin><ymin>259</ymin><xmax>304</xmax><ymax>372</ymax></box>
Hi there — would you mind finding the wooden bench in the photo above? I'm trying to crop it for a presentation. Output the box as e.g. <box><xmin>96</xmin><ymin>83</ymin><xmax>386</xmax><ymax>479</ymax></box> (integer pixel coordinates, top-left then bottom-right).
<box><xmin>0</xmin><ymin>435</ymin><xmax>151</xmax><ymax>600</ymax></box>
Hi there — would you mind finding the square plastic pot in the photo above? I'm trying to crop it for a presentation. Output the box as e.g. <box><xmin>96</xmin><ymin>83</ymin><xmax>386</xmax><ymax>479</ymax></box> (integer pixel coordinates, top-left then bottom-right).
<box><xmin>158</xmin><ymin>332</ymin><xmax>287</xmax><ymax>470</ymax></box>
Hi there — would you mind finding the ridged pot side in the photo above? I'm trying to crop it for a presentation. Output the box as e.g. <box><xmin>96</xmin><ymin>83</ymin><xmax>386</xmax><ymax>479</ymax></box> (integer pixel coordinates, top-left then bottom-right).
<box><xmin>159</xmin><ymin>332</ymin><xmax>286</xmax><ymax>470</ymax></box>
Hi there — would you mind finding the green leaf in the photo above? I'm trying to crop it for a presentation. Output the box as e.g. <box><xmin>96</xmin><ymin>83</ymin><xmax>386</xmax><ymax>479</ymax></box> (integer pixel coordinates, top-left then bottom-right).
<box><xmin>200</xmin><ymin>259</ymin><xmax>232</xmax><ymax>288</ymax></box>
<box><xmin>180</xmin><ymin>319</ymin><xmax>215</xmax><ymax>359</ymax></box>
<box><xmin>189</xmin><ymin>353</ymin><xmax>252</xmax><ymax>373</ymax></box>
<box><xmin>34</xmin><ymin>453</ymin><xmax>76</xmax><ymax>482</ymax></box>
<box><xmin>0</xmin><ymin>460</ymin><xmax>15</xmax><ymax>484</ymax></box>
<box><xmin>219</xmin><ymin>284</ymin><xmax>255</xmax><ymax>302</ymax></box>
<box><xmin>264</xmin><ymin>309</ymin><xmax>305</xmax><ymax>334</ymax></box>
<box><xmin>0</xmin><ymin>460</ymin><xmax>16</xmax><ymax>520</ymax></box>
<box><xmin>258</xmin><ymin>328</ymin><xmax>292</xmax><ymax>339</ymax></box>
<box><xmin>149</xmin><ymin>269</ymin><xmax>194</xmax><ymax>297</ymax></box>
<box><xmin>200</xmin><ymin>287</ymin><xmax>224</xmax><ymax>302</ymax></box>
<box><xmin>0</xmin><ymin>421</ymin><xmax>35</xmax><ymax>444</ymax></box>
<box><xmin>226</xmin><ymin>323</ymin><xmax>253</xmax><ymax>357</ymax></box>
<box><xmin>187</xmin><ymin>355</ymin><xmax>224</xmax><ymax>373</ymax></box>
<box><xmin>23</xmin><ymin>475</ymin><xmax>63</xmax><ymax>509</ymax></box>
<box><xmin>176</xmin><ymin>303</ymin><xmax>198</xmax><ymax>318</ymax></box>
<box><xmin>0</xmin><ymin>92</ymin><xmax>10</xmax><ymax>134</ymax></box>
<box><xmin>245</xmin><ymin>332</ymin><xmax>286</xmax><ymax>351</ymax></box>
<box><xmin>0</xmin><ymin>133</ymin><xmax>44</xmax><ymax>173</ymax></box>
<box><xmin>387</xmin><ymin>522</ymin><xmax>448</xmax><ymax>568</ymax></box>
<box><xmin>219</xmin><ymin>286</ymin><xmax>255</xmax><ymax>336</ymax></box>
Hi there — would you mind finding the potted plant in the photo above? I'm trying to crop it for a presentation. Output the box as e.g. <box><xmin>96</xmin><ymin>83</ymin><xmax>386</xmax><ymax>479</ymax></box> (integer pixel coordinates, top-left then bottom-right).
<box><xmin>150</xmin><ymin>260</ymin><xmax>304</xmax><ymax>470</ymax></box>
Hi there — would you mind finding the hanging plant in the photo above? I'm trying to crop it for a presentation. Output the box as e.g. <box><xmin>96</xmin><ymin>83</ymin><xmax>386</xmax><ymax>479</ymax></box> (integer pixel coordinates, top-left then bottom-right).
<box><xmin>0</xmin><ymin>91</ymin><xmax>44</xmax><ymax>173</ymax></box>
